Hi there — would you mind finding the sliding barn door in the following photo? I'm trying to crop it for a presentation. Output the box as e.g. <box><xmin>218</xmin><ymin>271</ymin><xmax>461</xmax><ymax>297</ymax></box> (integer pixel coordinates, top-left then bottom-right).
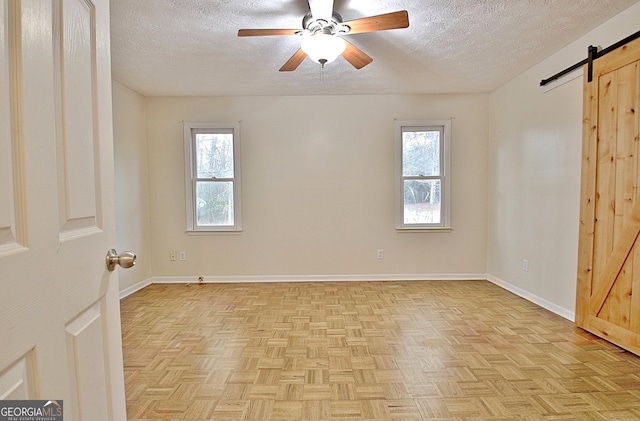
<box><xmin>576</xmin><ymin>37</ymin><xmax>640</xmax><ymax>355</ymax></box>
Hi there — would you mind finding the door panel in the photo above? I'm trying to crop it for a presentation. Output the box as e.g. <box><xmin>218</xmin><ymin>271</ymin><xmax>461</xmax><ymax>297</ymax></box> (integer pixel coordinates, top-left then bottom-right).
<box><xmin>0</xmin><ymin>0</ymin><xmax>126</xmax><ymax>419</ymax></box>
<box><xmin>54</xmin><ymin>0</ymin><xmax>99</xmax><ymax>236</ymax></box>
<box><xmin>0</xmin><ymin>355</ymin><xmax>35</xmax><ymax>400</ymax></box>
<box><xmin>0</xmin><ymin>0</ymin><xmax>25</xmax><ymax>252</ymax></box>
<box><xmin>65</xmin><ymin>301</ymin><xmax>109</xmax><ymax>420</ymax></box>
<box><xmin>576</xmin><ymin>37</ymin><xmax>640</xmax><ymax>355</ymax></box>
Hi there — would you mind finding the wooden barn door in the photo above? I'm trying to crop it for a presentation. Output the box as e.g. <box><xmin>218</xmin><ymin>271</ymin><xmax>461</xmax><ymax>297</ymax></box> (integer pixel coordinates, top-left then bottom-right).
<box><xmin>576</xmin><ymin>36</ymin><xmax>640</xmax><ymax>355</ymax></box>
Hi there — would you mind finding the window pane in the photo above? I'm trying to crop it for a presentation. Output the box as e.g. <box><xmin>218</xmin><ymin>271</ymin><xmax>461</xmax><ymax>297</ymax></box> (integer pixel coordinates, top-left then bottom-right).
<box><xmin>196</xmin><ymin>181</ymin><xmax>234</xmax><ymax>226</ymax></box>
<box><xmin>195</xmin><ymin>132</ymin><xmax>234</xmax><ymax>178</ymax></box>
<box><xmin>402</xmin><ymin>130</ymin><xmax>440</xmax><ymax>176</ymax></box>
<box><xmin>404</xmin><ymin>179</ymin><xmax>441</xmax><ymax>224</ymax></box>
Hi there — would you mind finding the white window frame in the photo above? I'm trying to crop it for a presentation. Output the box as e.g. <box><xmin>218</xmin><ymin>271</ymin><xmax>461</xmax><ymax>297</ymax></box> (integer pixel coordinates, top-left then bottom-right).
<box><xmin>184</xmin><ymin>122</ymin><xmax>242</xmax><ymax>233</ymax></box>
<box><xmin>395</xmin><ymin>119</ymin><xmax>452</xmax><ymax>231</ymax></box>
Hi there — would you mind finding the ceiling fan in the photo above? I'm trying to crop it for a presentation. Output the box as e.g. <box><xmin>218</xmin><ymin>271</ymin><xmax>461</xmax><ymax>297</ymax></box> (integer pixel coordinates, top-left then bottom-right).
<box><xmin>238</xmin><ymin>0</ymin><xmax>409</xmax><ymax>71</ymax></box>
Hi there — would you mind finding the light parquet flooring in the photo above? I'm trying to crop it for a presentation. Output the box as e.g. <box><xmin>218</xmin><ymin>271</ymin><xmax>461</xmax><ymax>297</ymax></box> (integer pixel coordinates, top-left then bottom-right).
<box><xmin>120</xmin><ymin>281</ymin><xmax>640</xmax><ymax>420</ymax></box>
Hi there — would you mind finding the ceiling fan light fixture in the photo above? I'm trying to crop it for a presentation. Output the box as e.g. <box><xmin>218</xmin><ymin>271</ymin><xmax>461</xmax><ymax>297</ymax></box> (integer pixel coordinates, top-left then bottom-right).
<box><xmin>301</xmin><ymin>33</ymin><xmax>346</xmax><ymax>65</ymax></box>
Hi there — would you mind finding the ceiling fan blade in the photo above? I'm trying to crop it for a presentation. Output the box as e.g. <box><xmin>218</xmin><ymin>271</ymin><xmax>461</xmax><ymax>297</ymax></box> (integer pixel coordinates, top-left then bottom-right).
<box><xmin>342</xmin><ymin>10</ymin><xmax>409</xmax><ymax>35</ymax></box>
<box><xmin>308</xmin><ymin>0</ymin><xmax>334</xmax><ymax>22</ymax></box>
<box><xmin>279</xmin><ymin>49</ymin><xmax>308</xmax><ymax>72</ymax></box>
<box><xmin>238</xmin><ymin>29</ymin><xmax>300</xmax><ymax>37</ymax></box>
<box><xmin>341</xmin><ymin>40</ymin><xmax>372</xmax><ymax>69</ymax></box>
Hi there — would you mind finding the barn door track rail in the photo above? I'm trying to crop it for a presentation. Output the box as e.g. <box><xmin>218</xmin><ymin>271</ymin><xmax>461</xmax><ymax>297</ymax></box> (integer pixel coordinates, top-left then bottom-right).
<box><xmin>540</xmin><ymin>28</ymin><xmax>640</xmax><ymax>87</ymax></box>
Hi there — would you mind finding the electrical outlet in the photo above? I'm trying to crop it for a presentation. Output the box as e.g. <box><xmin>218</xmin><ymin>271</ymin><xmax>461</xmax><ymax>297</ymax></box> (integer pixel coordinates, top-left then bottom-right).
<box><xmin>170</xmin><ymin>251</ymin><xmax>177</xmax><ymax>261</ymax></box>
<box><xmin>377</xmin><ymin>249</ymin><xmax>384</xmax><ymax>259</ymax></box>
<box><xmin>179</xmin><ymin>251</ymin><xmax>187</xmax><ymax>261</ymax></box>
<box><xmin>522</xmin><ymin>259</ymin><xmax>529</xmax><ymax>272</ymax></box>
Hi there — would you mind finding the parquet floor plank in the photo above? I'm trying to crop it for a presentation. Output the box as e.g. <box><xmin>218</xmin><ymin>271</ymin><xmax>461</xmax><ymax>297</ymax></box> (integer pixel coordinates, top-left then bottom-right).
<box><xmin>121</xmin><ymin>281</ymin><xmax>640</xmax><ymax>420</ymax></box>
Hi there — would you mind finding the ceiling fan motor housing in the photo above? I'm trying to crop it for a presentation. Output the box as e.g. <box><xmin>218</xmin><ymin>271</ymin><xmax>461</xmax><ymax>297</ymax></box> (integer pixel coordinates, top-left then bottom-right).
<box><xmin>301</xmin><ymin>11</ymin><xmax>349</xmax><ymax>35</ymax></box>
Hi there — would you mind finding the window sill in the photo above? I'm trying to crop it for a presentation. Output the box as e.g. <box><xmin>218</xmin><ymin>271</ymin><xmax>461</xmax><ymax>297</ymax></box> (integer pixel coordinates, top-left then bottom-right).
<box><xmin>396</xmin><ymin>227</ymin><xmax>453</xmax><ymax>233</ymax></box>
<box><xmin>186</xmin><ymin>229</ymin><xmax>242</xmax><ymax>236</ymax></box>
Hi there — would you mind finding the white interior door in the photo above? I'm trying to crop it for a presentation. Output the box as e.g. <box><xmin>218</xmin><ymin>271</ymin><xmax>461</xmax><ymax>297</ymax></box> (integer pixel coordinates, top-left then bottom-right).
<box><xmin>0</xmin><ymin>0</ymin><xmax>126</xmax><ymax>419</ymax></box>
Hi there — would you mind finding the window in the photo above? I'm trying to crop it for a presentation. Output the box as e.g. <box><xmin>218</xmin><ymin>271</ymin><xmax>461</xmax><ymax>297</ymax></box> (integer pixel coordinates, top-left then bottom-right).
<box><xmin>395</xmin><ymin>120</ymin><xmax>451</xmax><ymax>230</ymax></box>
<box><xmin>184</xmin><ymin>122</ymin><xmax>242</xmax><ymax>232</ymax></box>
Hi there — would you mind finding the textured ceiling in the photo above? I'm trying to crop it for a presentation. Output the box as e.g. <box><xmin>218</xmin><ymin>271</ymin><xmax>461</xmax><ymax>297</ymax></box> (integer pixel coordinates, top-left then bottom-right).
<box><xmin>110</xmin><ymin>0</ymin><xmax>639</xmax><ymax>96</ymax></box>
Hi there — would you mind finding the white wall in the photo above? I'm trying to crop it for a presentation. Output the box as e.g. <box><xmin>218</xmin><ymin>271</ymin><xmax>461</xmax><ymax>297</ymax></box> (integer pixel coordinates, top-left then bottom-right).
<box><xmin>487</xmin><ymin>2</ymin><xmax>640</xmax><ymax>319</ymax></box>
<box><xmin>112</xmin><ymin>3</ymin><xmax>640</xmax><ymax>317</ymax></box>
<box><xmin>112</xmin><ymin>80</ymin><xmax>152</xmax><ymax>292</ymax></box>
<box><xmin>145</xmin><ymin>94</ymin><xmax>489</xmax><ymax>280</ymax></box>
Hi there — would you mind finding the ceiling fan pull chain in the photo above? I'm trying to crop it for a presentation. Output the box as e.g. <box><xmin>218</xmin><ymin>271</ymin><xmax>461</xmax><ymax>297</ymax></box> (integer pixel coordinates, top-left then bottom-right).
<box><xmin>320</xmin><ymin>58</ymin><xmax>326</xmax><ymax>83</ymax></box>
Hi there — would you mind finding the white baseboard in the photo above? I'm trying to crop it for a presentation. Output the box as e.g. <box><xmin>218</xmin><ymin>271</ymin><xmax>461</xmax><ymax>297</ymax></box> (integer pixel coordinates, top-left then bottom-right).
<box><xmin>486</xmin><ymin>274</ymin><xmax>575</xmax><ymax>321</ymax></box>
<box><xmin>119</xmin><ymin>278</ymin><xmax>153</xmax><ymax>299</ymax></box>
<box><xmin>149</xmin><ymin>273</ymin><xmax>488</xmax><ymax>285</ymax></box>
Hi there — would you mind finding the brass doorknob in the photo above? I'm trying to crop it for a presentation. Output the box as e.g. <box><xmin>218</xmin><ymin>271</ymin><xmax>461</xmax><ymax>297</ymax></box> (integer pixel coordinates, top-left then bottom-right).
<box><xmin>106</xmin><ymin>249</ymin><xmax>136</xmax><ymax>272</ymax></box>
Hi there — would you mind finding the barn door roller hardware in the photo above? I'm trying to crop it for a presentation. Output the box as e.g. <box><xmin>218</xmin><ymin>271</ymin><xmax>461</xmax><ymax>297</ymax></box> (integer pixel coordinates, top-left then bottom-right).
<box><xmin>540</xmin><ymin>29</ymin><xmax>640</xmax><ymax>87</ymax></box>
